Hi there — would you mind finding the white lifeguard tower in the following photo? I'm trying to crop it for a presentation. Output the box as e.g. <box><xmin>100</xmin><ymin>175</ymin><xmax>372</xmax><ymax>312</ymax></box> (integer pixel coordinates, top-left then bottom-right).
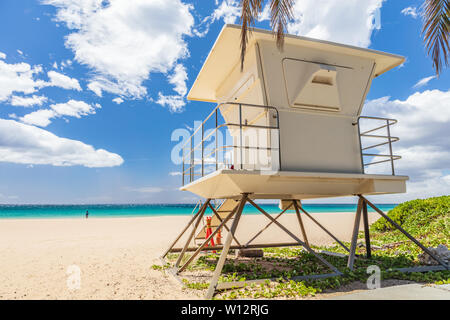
<box><xmin>162</xmin><ymin>25</ymin><xmax>448</xmax><ymax>299</ymax></box>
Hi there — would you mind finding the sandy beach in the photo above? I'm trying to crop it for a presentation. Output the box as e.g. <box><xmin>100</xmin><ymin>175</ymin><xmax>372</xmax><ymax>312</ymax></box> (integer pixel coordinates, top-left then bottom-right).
<box><xmin>0</xmin><ymin>212</ymin><xmax>379</xmax><ymax>300</ymax></box>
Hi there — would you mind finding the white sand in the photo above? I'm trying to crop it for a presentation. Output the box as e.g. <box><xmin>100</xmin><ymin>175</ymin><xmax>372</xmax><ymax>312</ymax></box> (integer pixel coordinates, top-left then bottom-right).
<box><xmin>0</xmin><ymin>212</ymin><xmax>379</xmax><ymax>300</ymax></box>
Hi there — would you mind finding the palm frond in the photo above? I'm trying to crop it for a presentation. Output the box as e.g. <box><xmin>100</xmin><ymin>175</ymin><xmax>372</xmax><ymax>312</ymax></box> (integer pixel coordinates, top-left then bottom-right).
<box><xmin>422</xmin><ymin>0</ymin><xmax>450</xmax><ymax>76</ymax></box>
<box><xmin>240</xmin><ymin>0</ymin><xmax>294</xmax><ymax>70</ymax></box>
<box><xmin>240</xmin><ymin>0</ymin><xmax>263</xmax><ymax>70</ymax></box>
<box><xmin>270</xmin><ymin>0</ymin><xmax>294</xmax><ymax>50</ymax></box>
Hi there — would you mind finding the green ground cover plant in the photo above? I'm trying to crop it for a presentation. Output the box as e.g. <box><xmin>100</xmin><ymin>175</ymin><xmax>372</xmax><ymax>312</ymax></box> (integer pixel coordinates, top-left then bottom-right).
<box><xmin>153</xmin><ymin>196</ymin><xmax>449</xmax><ymax>299</ymax></box>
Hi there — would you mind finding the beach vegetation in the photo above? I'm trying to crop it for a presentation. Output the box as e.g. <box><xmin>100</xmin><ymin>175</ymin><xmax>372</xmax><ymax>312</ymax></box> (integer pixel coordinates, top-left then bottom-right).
<box><xmin>182</xmin><ymin>279</ymin><xmax>209</xmax><ymax>290</ymax></box>
<box><xmin>155</xmin><ymin>196</ymin><xmax>450</xmax><ymax>299</ymax></box>
<box><xmin>151</xmin><ymin>263</ymin><xmax>170</xmax><ymax>270</ymax></box>
<box><xmin>368</xmin><ymin>195</ymin><xmax>449</xmax><ymax>257</ymax></box>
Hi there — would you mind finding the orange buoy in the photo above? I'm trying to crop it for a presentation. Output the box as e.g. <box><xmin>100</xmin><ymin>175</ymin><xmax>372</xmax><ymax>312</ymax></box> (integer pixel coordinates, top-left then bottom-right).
<box><xmin>205</xmin><ymin>217</ymin><xmax>216</xmax><ymax>253</ymax></box>
<box><xmin>216</xmin><ymin>227</ymin><xmax>222</xmax><ymax>245</ymax></box>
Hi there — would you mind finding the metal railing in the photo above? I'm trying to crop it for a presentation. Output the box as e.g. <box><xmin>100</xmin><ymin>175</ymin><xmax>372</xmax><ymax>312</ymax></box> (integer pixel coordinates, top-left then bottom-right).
<box><xmin>355</xmin><ymin>116</ymin><xmax>401</xmax><ymax>175</ymax></box>
<box><xmin>181</xmin><ymin>102</ymin><xmax>281</xmax><ymax>186</ymax></box>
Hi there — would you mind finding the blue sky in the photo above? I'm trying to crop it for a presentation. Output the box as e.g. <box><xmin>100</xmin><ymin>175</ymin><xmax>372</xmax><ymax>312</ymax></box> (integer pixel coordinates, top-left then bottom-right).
<box><xmin>0</xmin><ymin>0</ymin><xmax>448</xmax><ymax>204</ymax></box>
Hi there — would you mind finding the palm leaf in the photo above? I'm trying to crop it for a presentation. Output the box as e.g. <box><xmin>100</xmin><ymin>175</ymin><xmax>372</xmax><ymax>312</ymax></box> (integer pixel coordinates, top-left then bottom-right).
<box><xmin>239</xmin><ymin>0</ymin><xmax>294</xmax><ymax>70</ymax></box>
<box><xmin>422</xmin><ymin>0</ymin><xmax>450</xmax><ymax>75</ymax></box>
<box><xmin>240</xmin><ymin>0</ymin><xmax>263</xmax><ymax>70</ymax></box>
<box><xmin>270</xmin><ymin>0</ymin><xmax>294</xmax><ymax>50</ymax></box>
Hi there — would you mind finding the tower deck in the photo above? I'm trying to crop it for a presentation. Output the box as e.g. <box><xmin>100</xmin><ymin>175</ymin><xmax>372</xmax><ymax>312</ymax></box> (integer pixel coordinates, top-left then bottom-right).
<box><xmin>181</xmin><ymin>169</ymin><xmax>408</xmax><ymax>200</ymax></box>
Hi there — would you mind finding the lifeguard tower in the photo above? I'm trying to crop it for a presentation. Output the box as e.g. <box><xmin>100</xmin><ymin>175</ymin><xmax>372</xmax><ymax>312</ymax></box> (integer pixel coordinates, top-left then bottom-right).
<box><xmin>162</xmin><ymin>25</ymin><xmax>448</xmax><ymax>299</ymax></box>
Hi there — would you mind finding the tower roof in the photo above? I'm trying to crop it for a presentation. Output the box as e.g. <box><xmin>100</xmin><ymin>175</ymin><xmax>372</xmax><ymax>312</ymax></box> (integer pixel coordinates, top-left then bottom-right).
<box><xmin>188</xmin><ymin>24</ymin><xmax>404</xmax><ymax>103</ymax></box>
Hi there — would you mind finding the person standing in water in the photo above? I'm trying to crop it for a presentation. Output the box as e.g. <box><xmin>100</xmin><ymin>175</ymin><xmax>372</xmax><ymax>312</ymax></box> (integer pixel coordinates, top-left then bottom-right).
<box><xmin>85</xmin><ymin>210</ymin><xmax>89</xmax><ymax>219</ymax></box>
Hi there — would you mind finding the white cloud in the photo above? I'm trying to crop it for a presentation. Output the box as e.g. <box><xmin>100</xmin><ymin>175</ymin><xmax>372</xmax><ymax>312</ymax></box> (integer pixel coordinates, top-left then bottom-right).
<box><xmin>0</xmin><ymin>59</ymin><xmax>45</xmax><ymax>102</ymax></box>
<box><xmin>286</xmin><ymin>0</ymin><xmax>384</xmax><ymax>47</ymax></box>
<box><xmin>203</xmin><ymin>0</ymin><xmax>384</xmax><ymax>48</ymax></box>
<box><xmin>169</xmin><ymin>171</ymin><xmax>182</xmax><ymax>176</ymax></box>
<box><xmin>363</xmin><ymin>89</ymin><xmax>450</xmax><ymax>201</ymax></box>
<box><xmin>259</xmin><ymin>3</ymin><xmax>271</xmax><ymax>22</ymax></box>
<box><xmin>168</xmin><ymin>64</ymin><xmax>188</xmax><ymax>97</ymax></box>
<box><xmin>156</xmin><ymin>63</ymin><xmax>188</xmax><ymax>111</ymax></box>
<box><xmin>10</xmin><ymin>95</ymin><xmax>48</xmax><ymax>107</ymax></box>
<box><xmin>0</xmin><ymin>118</ymin><xmax>123</xmax><ymax>167</ymax></box>
<box><xmin>401</xmin><ymin>6</ymin><xmax>418</xmax><ymax>18</ymax></box>
<box><xmin>0</xmin><ymin>193</ymin><xmax>19</xmax><ymax>200</ymax></box>
<box><xmin>156</xmin><ymin>93</ymin><xmax>185</xmax><ymax>113</ymax></box>
<box><xmin>51</xmin><ymin>100</ymin><xmax>100</xmax><ymax>117</ymax></box>
<box><xmin>193</xmin><ymin>0</ymin><xmax>243</xmax><ymax>37</ymax></box>
<box><xmin>0</xmin><ymin>57</ymin><xmax>82</xmax><ymax>103</ymax></box>
<box><xmin>365</xmin><ymin>90</ymin><xmax>450</xmax><ymax>149</ymax></box>
<box><xmin>0</xmin><ymin>192</ymin><xmax>19</xmax><ymax>202</ymax></box>
<box><xmin>413</xmin><ymin>75</ymin><xmax>436</xmax><ymax>88</ymax></box>
<box><xmin>60</xmin><ymin>59</ymin><xmax>72</xmax><ymax>69</ymax></box>
<box><xmin>47</xmin><ymin>70</ymin><xmax>82</xmax><ymax>91</ymax></box>
<box><xmin>87</xmin><ymin>81</ymin><xmax>103</xmax><ymax>97</ymax></box>
<box><xmin>87</xmin><ymin>76</ymin><xmax>140</xmax><ymax>98</ymax></box>
<box><xmin>195</xmin><ymin>0</ymin><xmax>240</xmax><ymax>37</ymax></box>
<box><xmin>403</xmin><ymin>172</ymin><xmax>450</xmax><ymax>201</ymax></box>
<box><xmin>112</xmin><ymin>97</ymin><xmax>123</xmax><ymax>104</ymax></box>
<box><xmin>20</xmin><ymin>109</ymin><xmax>56</xmax><ymax>127</ymax></box>
<box><xmin>20</xmin><ymin>99</ymin><xmax>101</xmax><ymax>127</ymax></box>
<box><xmin>126</xmin><ymin>186</ymin><xmax>164</xmax><ymax>193</ymax></box>
<box><xmin>211</xmin><ymin>0</ymin><xmax>240</xmax><ymax>24</ymax></box>
<box><xmin>0</xmin><ymin>52</ymin><xmax>6</xmax><ymax>59</ymax></box>
<box><xmin>43</xmin><ymin>0</ymin><xmax>194</xmax><ymax>102</ymax></box>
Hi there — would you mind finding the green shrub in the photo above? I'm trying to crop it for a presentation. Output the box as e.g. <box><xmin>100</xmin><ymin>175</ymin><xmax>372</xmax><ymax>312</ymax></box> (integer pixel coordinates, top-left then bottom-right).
<box><xmin>371</xmin><ymin>195</ymin><xmax>450</xmax><ymax>232</ymax></box>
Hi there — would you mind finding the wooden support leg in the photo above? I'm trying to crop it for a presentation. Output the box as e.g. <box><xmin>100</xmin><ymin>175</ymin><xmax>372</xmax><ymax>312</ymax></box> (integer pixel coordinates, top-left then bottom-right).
<box><xmin>178</xmin><ymin>202</ymin><xmax>240</xmax><ymax>273</ymax></box>
<box><xmin>247</xmin><ymin>199</ymin><xmax>341</xmax><ymax>275</ymax></box>
<box><xmin>361</xmin><ymin>195</ymin><xmax>449</xmax><ymax>269</ymax></box>
<box><xmin>162</xmin><ymin>204</ymin><xmax>203</xmax><ymax>258</ymax></box>
<box><xmin>347</xmin><ymin>197</ymin><xmax>363</xmax><ymax>270</ymax></box>
<box><xmin>298</xmin><ymin>205</ymin><xmax>350</xmax><ymax>253</ymax></box>
<box><xmin>205</xmin><ymin>193</ymin><xmax>248</xmax><ymax>299</ymax></box>
<box><xmin>293</xmin><ymin>200</ymin><xmax>309</xmax><ymax>247</ymax></box>
<box><xmin>361</xmin><ymin>199</ymin><xmax>372</xmax><ymax>259</ymax></box>
<box><xmin>244</xmin><ymin>203</ymin><xmax>293</xmax><ymax>247</ymax></box>
<box><xmin>175</xmin><ymin>199</ymin><xmax>210</xmax><ymax>268</ymax></box>
<box><xmin>207</xmin><ymin>202</ymin><xmax>241</xmax><ymax>246</ymax></box>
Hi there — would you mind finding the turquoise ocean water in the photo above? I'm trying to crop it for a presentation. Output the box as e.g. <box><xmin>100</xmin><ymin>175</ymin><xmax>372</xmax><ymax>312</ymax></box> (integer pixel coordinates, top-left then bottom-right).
<box><xmin>0</xmin><ymin>203</ymin><xmax>397</xmax><ymax>219</ymax></box>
